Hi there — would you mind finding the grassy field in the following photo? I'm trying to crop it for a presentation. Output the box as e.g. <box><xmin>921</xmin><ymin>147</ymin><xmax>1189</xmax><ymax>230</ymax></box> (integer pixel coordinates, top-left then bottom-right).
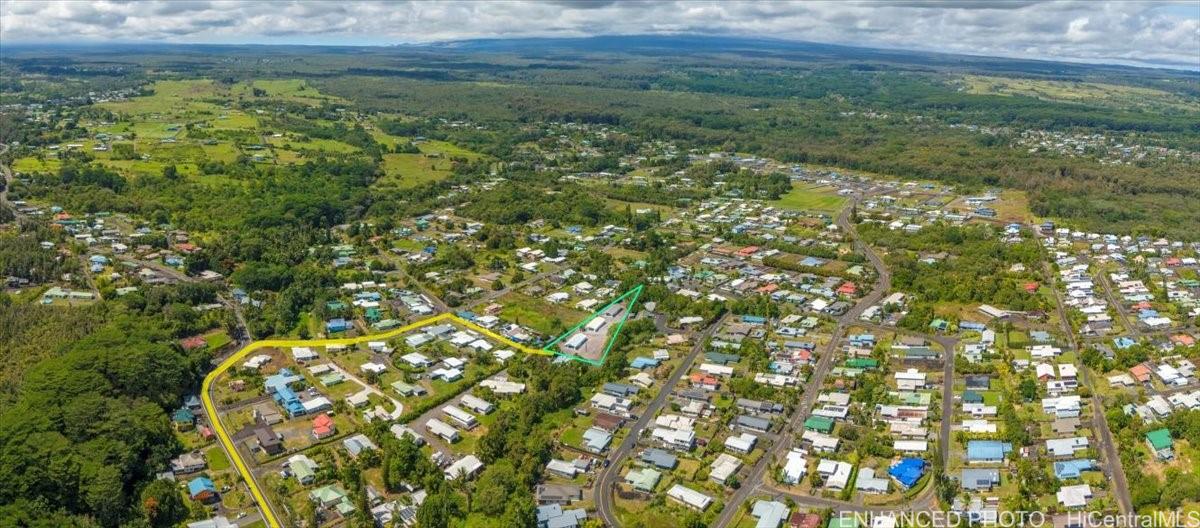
<box><xmin>371</xmin><ymin>132</ymin><xmax>485</xmax><ymax>190</ymax></box>
<box><xmin>100</xmin><ymin>79</ymin><xmax>225</xmax><ymax>115</ymax></box>
<box><xmin>604</xmin><ymin>197</ymin><xmax>675</xmax><ymax>215</ymax></box>
<box><xmin>11</xmin><ymin>157</ymin><xmax>62</xmax><ymax>174</ymax></box>
<box><xmin>961</xmin><ymin>74</ymin><xmax>1199</xmax><ymax>113</ymax></box>
<box><xmin>204</xmin><ymin>330</ymin><xmax>233</xmax><ymax>350</ymax></box>
<box><xmin>496</xmin><ymin>292</ymin><xmax>587</xmax><ymax>336</ymax></box>
<box><xmin>379</xmin><ymin>153</ymin><xmax>456</xmax><ymax>189</ymax></box>
<box><xmin>268</xmin><ymin>135</ymin><xmax>360</xmax><ymax>154</ymax></box>
<box><xmin>231</xmin><ymin>79</ymin><xmax>345</xmax><ymax>106</ymax></box>
<box><xmin>771</xmin><ymin>183</ymin><xmax>847</xmax><ymax>212</ymax></box>
<box><xmin>206</xmin><ymin>445</ymin><xmax>231</xmax><ymax>471</ymax></box>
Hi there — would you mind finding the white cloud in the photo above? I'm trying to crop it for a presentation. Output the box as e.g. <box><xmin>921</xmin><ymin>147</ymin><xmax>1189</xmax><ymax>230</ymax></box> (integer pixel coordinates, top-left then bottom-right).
<box><xmin>1</xmin><ymin>0</ymin><xmax>1197</xmax><ymax>68</ymax></box>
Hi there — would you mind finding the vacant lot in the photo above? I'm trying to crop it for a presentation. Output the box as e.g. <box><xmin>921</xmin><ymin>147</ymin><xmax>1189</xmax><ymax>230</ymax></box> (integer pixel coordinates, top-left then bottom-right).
<box><xmin>771</xmin><ymin>183</ymin><xmax>847</xmax><ymax>212</ymax></box>
<box><xmin>496</xmin><ymin>292</ymin><xmax>586</xmax><ymax>337</ymax></box>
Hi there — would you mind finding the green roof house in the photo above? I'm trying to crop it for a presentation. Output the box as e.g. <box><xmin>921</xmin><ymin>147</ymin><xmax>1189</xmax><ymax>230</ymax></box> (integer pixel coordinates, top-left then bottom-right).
<box><xmin>845</xmin><ymin>358</ymin><xmax>878</xmax><ymax>370</ymax></box>
<box><xmin>365</xmin><ymin>307</ymin><xmax>382</xmax><ymax>323</ymax></box>
<box><xmin>804</xmin><ymin>416</ymin><xmax>835</xmax><ymax>434</ymax></box>
<box><xmin>172</xmin><ymin>407</ymin><xmax>195</xmax><ymax>431</ymax></box>
<box><xmin>624</xmin><ymin>468</ymin><xmax>661</xmax><ymax>492</ymax></box>
<box><xmin>1146</xmin><ymin>428</ymin><xmax>1174</xmax><ymax>460</ymax></box>
<box><xmin>310</xmin><ymin>484</ymin><xmax>352</xmax><ymax>511</ymax></box>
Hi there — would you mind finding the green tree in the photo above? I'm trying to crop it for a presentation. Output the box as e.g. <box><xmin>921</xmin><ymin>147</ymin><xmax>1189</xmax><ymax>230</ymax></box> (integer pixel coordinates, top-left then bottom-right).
<box><xmin>139</xmin><ymin>479</ymin><xmax>188</xmax><ymax>528</ymax></box>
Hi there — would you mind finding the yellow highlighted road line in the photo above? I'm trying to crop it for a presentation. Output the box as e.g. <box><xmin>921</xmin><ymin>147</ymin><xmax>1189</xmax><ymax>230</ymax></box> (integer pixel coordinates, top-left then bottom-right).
<box><xmin>200</xmin><ymin>313</ymin><xmax>550</xmax><ymax>528</ymax></box>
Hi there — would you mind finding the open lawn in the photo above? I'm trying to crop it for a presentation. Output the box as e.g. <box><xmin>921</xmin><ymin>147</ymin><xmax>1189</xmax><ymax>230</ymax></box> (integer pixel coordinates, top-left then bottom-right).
<box><xmin>269</xmin><ymin>135</ymin><xmax>360</xmax><ymax>154</ymax></box>
<box><xmin>100</xmin><ymin>79</ymin><xmax>225</xmax><ymax>115</ymax></box>
<box><xmin>11</xmin><ymin>157</ymin><xmax>62</xmax><ymax>174</ymax></box>
<box><xmin>206</xmin><ymin>445</ymin><xmax>231</xmax><ymax>471</ymax></box>
<box><xmin>378</xmin><ymin>153</ymin><xmax>456</xmax><ymax>190</ymax></box>
<box><xmin>604</xmin><ymin>197</ymin><xmax>675</xmax><ymax>216</ymax></box>
<box><xmin>961</xmin><ymin>74</ymin><xmax>1198</xmax><ymax>113</ymax></box>
<box><xmin>231</xmin><ymin>79</ymin><xmax>345</xmax><ymax>106</ymax></box>
<box><xmin>205</xmin><ymin>330</ymin><xmax>233</xmax><ymax>351</ymax></box>
<box><xmin>771</xmin><ymin>184</ymin><xmax>847</xmax><ymax>212</ymax></box>
<box><xmin>496</xmin><ymin>292</ymin><xmax>587</xmax><ymax>337</ymax></box>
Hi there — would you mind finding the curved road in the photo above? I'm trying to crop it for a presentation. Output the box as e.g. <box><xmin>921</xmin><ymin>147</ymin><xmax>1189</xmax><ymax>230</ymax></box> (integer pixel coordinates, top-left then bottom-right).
<box><xmin>712</xmin><ymin>198</ymin><xmax>892</xmax><ymax>527</ymax></box>
<box><xmin>593</xmin><ymin>313</ymin><xmax>730</xmax><ymax>527</ymax></box>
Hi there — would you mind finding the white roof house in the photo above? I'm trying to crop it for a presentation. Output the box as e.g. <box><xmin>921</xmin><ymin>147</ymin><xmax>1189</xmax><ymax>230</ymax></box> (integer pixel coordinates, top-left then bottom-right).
<box><xmin>801</xmin><ymin>430</ymin><xmax>840</xmax><ymax>452</ymax></box>
<box><xmin>961</xmin><ymin>420</ymin><xmax>998</xmax><ymax>434</ymax></box>
<box><xmin>780</xmin><ymin>449</ymin><xmax>808</xmax><ymax>484</ymax></box>
<box><xmin>460</xmin><ymin>394</ymin><xmax>495</xmax><ymax>414</ymax></box>
<box><xmin>481</xmin><ymin>379</ymin><xmax>526</xmax><ymax>394</ymax></box>
<box><xmin>893</xmin><ymin>440</ymin><xmax>929</xmax><ymax>453</ymax></box>
<box><xmin>546</xmin><ymin>459</ymin><xmax>580</xmax><ymax>478</ymax></box>
<box><xmin>725</xmin><ymin>433</ymin><xmax>758</xmax><ymax>454</ymax></box>
<box><xmin>667</xmin><ymin>484</ymin><xmax>713</xmax><ymax>511</ymax></box>
<box><xmin>444</xmin><ymin>455</ymin><xmax>484</xmax><ymax>481</ymax></box>
<box><xmin>401</xmin><ymin>352</ymin><xmax>431</xmax><ymax>368</ymax></box>
<box><xmin>1057</xmin><ymin>484</ymin><xmax>1092</xmax><ymax>509</ymax></box>
<box><xmin>699</xmin><ymin>363</ymin><xmax>735</xmax><ymax>377</ymax></box>
<box><xmin>709</xmin><ymin>453</ymin><xmax>743</xmax><ymax>485</ymax></box>
<box><xmin>1046</xmin><ymin>437</ymin><xmax>1089</xmax><ymax>457</ymax></box>
<box><xmin>817</xmin><ymin>459</ymin><xmax>853</xmax><ymax>490</ymax></box>
<box><xmin>585</xmin><ymin>317</ymin><xmax>608</xmax><ymax>332</ymax></box>
<box><xmin>243</xmin><ymin>354</ymin><xmax>272</xmax><ymax>370</ymax></box>
<box><xmin>652</xmin><ymin>427</ymin><xmax>696</xmax><ymax>450</ymax></box>
<box><xmin>563</xmin><ymin>334</ymin><xmax>589</xmax><ymax>351</ymax></box>
<box><xmin>425</xmin><ymin>418</ymin><xmax>460</xmax><ymax>442</ymax></box>
<box><xmin>894</xmin><ymin>369</ymin><xmax>927</xmax><ymax>390</ymax></box>
<box><xmin>292</xmin><ymin>347</ymin><xmax>318</xmax><ymax>362</ymax></box>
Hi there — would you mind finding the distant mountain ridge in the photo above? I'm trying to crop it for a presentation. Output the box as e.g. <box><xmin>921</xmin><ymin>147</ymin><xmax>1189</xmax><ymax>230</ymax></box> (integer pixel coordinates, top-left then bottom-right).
<box><xmin>422</xmin><ymin>33</ymin><xmax>1199</xmax><ymax>76</ymax></box>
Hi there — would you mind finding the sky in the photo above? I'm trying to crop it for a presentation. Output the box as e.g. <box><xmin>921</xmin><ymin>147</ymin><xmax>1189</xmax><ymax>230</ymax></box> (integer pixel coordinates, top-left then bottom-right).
<box><xmin>2</xmin><ymin>1</ymin><xmax>1198</xmax><ymax>69</ymax></box>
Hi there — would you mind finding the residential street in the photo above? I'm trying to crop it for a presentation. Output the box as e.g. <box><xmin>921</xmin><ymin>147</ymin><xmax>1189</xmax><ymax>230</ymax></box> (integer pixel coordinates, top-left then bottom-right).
<box><xmin>593</xmin><ymin>313</ymin><xmax>730</xmax><ymax>528</ymax></box>
<box><xmin>1040</xmin><ymin>241</ymin><xmax>1134</xmax><ymax>514</ymax></box>
<box><xmin>713</xmin><ymin>197</ymin><xmax>894</xmax><ymax>527</ymax></box>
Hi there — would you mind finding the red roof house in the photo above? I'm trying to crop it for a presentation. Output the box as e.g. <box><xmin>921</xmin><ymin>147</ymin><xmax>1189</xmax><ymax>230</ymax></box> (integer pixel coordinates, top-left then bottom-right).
<box><xmin>689</xmin><ymin>373</ymin><xmax>720</xmax><ymax>390</ymax></box>
<box><xmin>756</xmin><ymin>283</ymin><xmax>779</xmax><ymax>294</ymax></box>
<box><xmin>837</xmin><ymin>282</ymin><xmax>857</xmax><ymax>295</ymax></box>
<box><xmin>312</xmin><ymin>414</ymin><xmax>336</xmax><ymax>439</ymax></box>
<box><xmin>180</xmin><ymin>335</ymin><xmax>208</xmax><ymax>351</ymax></box>
<box><xmin>1130</xmin><ymin>364</ymin><xmax>1152</xmax><ymax>383</ymax></box>
<box><xmin>1171</xmin><ymin>334</ymin><xmax>1196</xmax><ymax>347</ymax></box>
<box><xmin>736</xmin><ymin>245</ymin><xmax>760</xmax><ymax>258</ymax></box>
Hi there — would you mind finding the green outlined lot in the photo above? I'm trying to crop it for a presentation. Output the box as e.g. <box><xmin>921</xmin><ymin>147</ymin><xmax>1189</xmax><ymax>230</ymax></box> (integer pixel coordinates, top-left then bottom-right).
<box><xmin>543</xmin><ymin>284</ymin><xmax>643</xmax><ymax>366</ymax></box>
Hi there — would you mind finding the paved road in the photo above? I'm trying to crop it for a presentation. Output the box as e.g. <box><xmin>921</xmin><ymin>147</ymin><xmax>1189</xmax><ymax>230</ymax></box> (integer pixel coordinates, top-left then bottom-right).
<box><xmin>1041</xmin><ymin>252</ymin><xmax>1134</xmax><ymax>514</ymax></box>
<box><xmin>1096</xmin><ymin>272</ymin><xmax>1142</xmax><ymax>337</ymax></box>
<box><xmin>851</xmin><ymin>320</ymin><xmax>958</xmax><ymax>472</ymax></box>
<box><xmin>593</xmin><ymin>313</ymin><xmax>729</xmax><ymax>528</ymax></box>
<box><xmin>713</xmin><ymin>197</ymin><xmax>894</xmax><ymax>527</ymax></box>
<box><xmin>204</xmin><ymin>363</ymin><xmax>288</xmax><ymax>528</ymax></box>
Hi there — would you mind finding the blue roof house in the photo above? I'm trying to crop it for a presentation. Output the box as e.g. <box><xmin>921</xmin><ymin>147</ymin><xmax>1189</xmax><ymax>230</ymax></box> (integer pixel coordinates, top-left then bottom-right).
<box><xmin>326</xmin><ymin>318</ymin><xmax>352</xmax><ymax>333</ymax></box>
<box><xmin>1053</xmin><ymin>459</ymin><xmax>1096</xmax><ymax>480</ymax></box>
<box><xmin>582</xmin><ymin>427</ymin><xmax>612</xmax><ymax>453</ymax></box>
<box><xmin>265</xmin><ymin>369</ymin><xmax>306</xmax><ymax>417</ymax></box>
<box><xmin>889</xmin><ymin>458</ymin><xmax>926</xmax><ymax>489</ymax></box>
<box><xmin>630</xmin><ymin>357</ymin><xmax>660</xmax><ymax>369</ymax></box>
<box><xmin>966</xmin><ymin>441</ymin><xmax>1012</xmax><ymax>464</ymax></box>
<box><xmin>188</xmin><ymin>477</ymin><xmax>217</xmax><ymax>502</ymax></box>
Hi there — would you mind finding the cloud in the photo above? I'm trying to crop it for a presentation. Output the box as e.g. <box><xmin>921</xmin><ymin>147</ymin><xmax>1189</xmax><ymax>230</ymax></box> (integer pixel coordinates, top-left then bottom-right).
<box><xmin>1</xmin><ymin>0</ymin><xmax>1197</xmax><ymax>68</ymax></box>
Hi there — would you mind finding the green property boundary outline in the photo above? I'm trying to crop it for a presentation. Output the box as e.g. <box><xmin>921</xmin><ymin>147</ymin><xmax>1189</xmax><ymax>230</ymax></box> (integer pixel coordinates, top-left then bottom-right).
<box><xmin>542</xmin><ymin>284</ymin><xmax>644</xmax><ymax>366</ymax></box>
